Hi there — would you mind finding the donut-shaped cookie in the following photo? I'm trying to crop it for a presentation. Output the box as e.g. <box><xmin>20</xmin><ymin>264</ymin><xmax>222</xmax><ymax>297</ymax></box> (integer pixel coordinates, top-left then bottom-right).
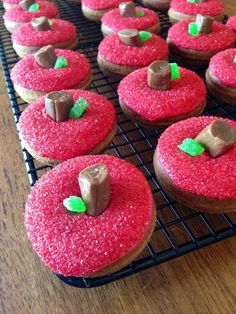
<box><xmin>154</xmin><ymin>116</ymin><xmax>236</xmax><ymax>213</ymax></box>
<box><xmin>97</xmin><ymin>32</ymin><xmax>168</xmax><ymax>78</ymax></box>
<box><xmin>168</xmin><ymin>0</ymin><xmax>224</xmax><ymax>24</ymax></box>
<box><xmin>101</xmin><ymin>6</ymin><xmax>160</xmax><ymax>36</ymax></box>
<box><xmin>25</xmin><ymin>155</ymin><xmax>156</xmax><ymax>277</ymax></box>
<box><xmin>11</xmin><ymin>48</ymin><xmax>91</xmax><ymax>103</ymax></box>
<box><xmin>206</xmin><ymin>48</ymin><xmax>236</xmax><ymax>105</ymax></box>
<box><xmin>19</xmin><ymin>89</ymin><xmax>117</xmax><ymax>164</ymax></box>
<box><xmin>167</xmin><ymin>19</ymin><xmax>235</xmax><ymax>68</ymax></box>
<box><xmin>3</xmin><ymin>1</ymin><xmax>59</xmax><ymax>33</ymax></box>
<box><xmin>118</xmin><ymin>66</ymin><xmax>206</xmax><ymax>128</ymax></box>
<box><xmin>12</xmin><ymin>19</ymin><xmax>78</xmax><ymax>58</ymax></box>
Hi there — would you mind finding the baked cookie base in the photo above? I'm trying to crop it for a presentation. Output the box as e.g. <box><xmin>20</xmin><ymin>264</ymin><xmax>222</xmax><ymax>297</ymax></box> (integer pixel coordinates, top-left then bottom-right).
<box><xmin>119</xmin><ymin>99</ymin><xmax>206</xmax><ymax>129</ymax></box>
<box><xmin>97</xmin><ymin>53</ymin><xmax>168</xmax><ymax>79</ymax></box>
<box><xmin>154</xmin><ymin>150</ymin><xmax>236</xmax><ymax>213</ymax></box>
<box><xmin>166</xmin><ymin>38</ymin><xmax>234</xmax><ymax>69</ymax></box>
<box><xmin>20</xmin><ymin>124</ymin><xmax>117</xmax><ymax>166</ymax></box>
<box><xmin>13</xmin><ymin>71</ymin><xmax>93</xmax><ymax>103</ymax></box>
<box><xmin>101</xmin><ymin>22</ymin><xmax>161</xmax><ymax>37</ymax></box>
<box><xmin>206</xmin><ymin>69</ymin><xmax>236</xmax><ymax>105</ymax></box>
<box><xmin>13</xmin><ymin>36</ymin><xmax>79</xmax><ymax>58</ymax></box>
<box><xmin>168</xmin><ymin>8</ymin><xmax>224</xmax><ymax>24</ymax></box>
<box><xmin>142</xmin><ymin>0</ymin><xmax>171</xmax><ymax>10</ymax></box>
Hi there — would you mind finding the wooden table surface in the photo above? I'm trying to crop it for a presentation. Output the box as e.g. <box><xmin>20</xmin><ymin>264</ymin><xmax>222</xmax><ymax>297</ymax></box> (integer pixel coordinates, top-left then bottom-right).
<box><xmin>1</xmin><ymin>1</ymin><xmax>236</xmax><ymax>313</ymax></box>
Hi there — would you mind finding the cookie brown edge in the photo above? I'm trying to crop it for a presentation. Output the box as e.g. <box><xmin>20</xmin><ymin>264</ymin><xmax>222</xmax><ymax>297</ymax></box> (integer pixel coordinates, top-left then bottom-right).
<box><xmin>20</xmin><ymin>124</ymin><xmax>117</xmax><ymax>166</ymax></box>
<box><xmin>119</xmin><ymin>98</ymin><xmax>206</xmax><ymax>129</ymax></box>
<box><xmin>13</xmin><ymin>71</ymin><xmax>93</xmax><ymax>103</ymax></box>
<box><xmin>205</xmin><ymin>69</ymin><xmax>236</xmax><ymax>105</ymax></box>
<box><xmin>153</xmin><ymin>150</ymin><xmax>236</xmax><ymax>213</ymax></box>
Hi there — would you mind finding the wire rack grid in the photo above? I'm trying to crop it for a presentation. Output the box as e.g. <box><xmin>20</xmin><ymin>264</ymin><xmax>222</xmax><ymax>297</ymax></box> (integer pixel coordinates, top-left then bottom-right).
<box><xmin>0</xmin><ymin>0</ymin><xmax>236</xmax><ymax>288</ymax></box>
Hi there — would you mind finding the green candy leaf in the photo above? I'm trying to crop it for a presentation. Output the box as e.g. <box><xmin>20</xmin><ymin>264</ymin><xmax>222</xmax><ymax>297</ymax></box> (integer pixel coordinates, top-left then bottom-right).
<box><xmin>178</xmin><ymin>138</ymin><xmax>205</xmax><ymax>157</ymax></box>
<box><xmin>28</xmin><ymin>3</ymin><xmax>39</xmax><ymax>11</ymax></box>
<box><xmin>187</xmin><ymin>0</ymin><xmax>197</xmax><ymax>3</ymax></box>
<box><xmin>69</xmin><ymin>97</ymin><xmax>89</xmax><ymax>119</ymax></box>
<box><xmin>63</xmin><ymin>196</ymin><xmax>87</xmax><ymax>213</ymax></box>
<box><xmin>136</xmin><ymin>10</ymin><xmax>144</xmax><ymax>16</ymax></box>
<box><xmin>234</xmin><ymin>55</ymin><xmax>236</xmax><ymax>64</ymax></box>
<box><xmin>139</xmin><ymin>31</ymin><xmax>152</xmax><ymax>42</ymax></box>
<box><xmin>54</xmin><ymin>56</ymin><xmax>68</xmax><ymax>69</ymax></box>
<box><xmin>48</xmin><ymin>19</ymin><xmax>53</xmax><ymax>26</ymax></box>
<box><xmin>188</xmin><ymin>22</ymin><xmax>199</xmax><ymax>36</ymax></box>
<box><xmin>169</xmin><ymin>63</ymin><xmax>180</xmax><ymax>80</ymax></box>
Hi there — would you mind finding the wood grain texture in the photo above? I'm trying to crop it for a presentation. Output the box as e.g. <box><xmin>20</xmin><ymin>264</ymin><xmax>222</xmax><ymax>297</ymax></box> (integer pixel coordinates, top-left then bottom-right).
<box><xmin>1</xmin><ymin>1</ymin><xmax>236</xmax><ymax>313</ymax></box>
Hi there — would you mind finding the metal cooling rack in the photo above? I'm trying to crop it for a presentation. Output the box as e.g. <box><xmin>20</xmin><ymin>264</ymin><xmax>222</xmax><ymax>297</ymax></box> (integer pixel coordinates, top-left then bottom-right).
<box><xmin>0</xmin><ymin>0</ymin><xmax>236</xmax><ymax>288</ymax></box>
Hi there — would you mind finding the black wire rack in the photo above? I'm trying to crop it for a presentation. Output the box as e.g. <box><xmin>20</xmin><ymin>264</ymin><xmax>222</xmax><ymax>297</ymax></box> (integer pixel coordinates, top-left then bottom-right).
<box><xmin>0</xmin><ymin>0</ymin><xmax>236</xmax><ymax>288</ymax></box>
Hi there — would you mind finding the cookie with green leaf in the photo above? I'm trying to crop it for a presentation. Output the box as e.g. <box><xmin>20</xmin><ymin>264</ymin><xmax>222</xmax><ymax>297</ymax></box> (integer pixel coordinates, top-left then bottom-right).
<box><xmin>154</xmin><ymin>116</ymin><xmax>236</xmax><ymax>213</ymax></box>
<box><xmin>97</xmin><ymin>30</ymin><xmax>168</xmax><ymax>79</ymax></box>
<box><xmin>101</xmin><ymin>3</ymin><xmax>160</xmax><ymax>36</ymax></box>
<box><xmin>18</xmin><ymin>89</ymin><xmax>117</xmax><ymax>165</ymax></box>
<box><xmin>167</xmin><ymin>17</ymin><xmax>235</xmax><ymax>69</ymax></box>
<box><xmin>3</xmin><ymin>0</ymin><xmax>59</xmax><ymax>33</ymax></box>
<box><xmin>118</xmin><ymin>61</ymin><xmax>206</xmax><ymax>129</ymax></box>
<box><xmin>11</xmin><ymin>47</ymin><xmax>92</xmax><ymax>103</ymax></box>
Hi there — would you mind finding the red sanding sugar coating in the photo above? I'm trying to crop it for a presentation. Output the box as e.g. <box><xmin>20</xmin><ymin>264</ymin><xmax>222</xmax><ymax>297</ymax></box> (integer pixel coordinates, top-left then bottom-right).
<box><xmin>170</xmin><ymin>0</ymin><xmax>224</xmax><ymax>16</ymax></box>
<box><xmin>12</xmin><ymin>19</ymin><xmax>76</xmax><ymax>46</ymax></box>
<box><xmin>98</xmin><ymin>34</ymin><xmax>167</xmax><ymax>67</ymax></box>
<box><xmin>226</xmin><ymin>16</ymin><xmax>236</xmax><ymax>32</ymax></box>
<box><xmin>101</xmin><ymin>7</ymin><xmax>158</xmax><ymax>32</ymax></box>
<box><xmin>25</xmin><ymin>155</ymin><xmax>154</xmax><ymax>277</ymax></box>
<box><xmin>156</xmin><ymin>116</ymin><xmax>236</xmax><ymax>199</ymax></box>
<box><xmin>19</xmin><ymin>90</ymin><xmax>116</xmax><ymax>160</ymax></box>
<box><xmin>168</xmin><ymin>20</ymin><xmax>235</xmax><ymax>51</ymax></box>
<box><xmin>82</xmin><ymin>0</ymin><xmax>123</xmax><ymax>10</ymax></box>
<box><xmin>11</xmin><ymin>49</ymin><xmax>90</xmax><ymax>91</ymax></box>
<box><xmin>208</xmin><ymin>49</ymin><xmax>236</xmax><ymax>88</ymax></box>
<box><xmin>3</xmin><ymin>1</ymin><xmax>58</xmax><ymax>23</ymax></box>
<box><xmin>118</xmin><ymin>67</ymin><xmax>206</xmax><ymax>122</ymax></box>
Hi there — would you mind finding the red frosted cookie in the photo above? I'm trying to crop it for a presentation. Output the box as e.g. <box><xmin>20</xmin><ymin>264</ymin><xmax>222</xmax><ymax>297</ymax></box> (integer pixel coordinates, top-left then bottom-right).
<box><xmin>12</xmin><ymin>18</ymin><xmax>78</xmax><ymax>58</ymax></box>
<box><xmin>117</xmin><ymin>63</ymin><xmax>206</xmax><ymax>129</ymax></box>
<box><xmin>81</xmin><ymin>0</ymin><xmax>124</xmax><ymax>22</ymax></box>
<box><xmin>25</xmin><ymin>155</ymin><xmax>156</xmax><ymax>277</ymax></box>
<box><xmin>167</xmin><ymin>18</ymin><xmax>235</xmax><ymax>68</ymax></box>
<box><xmin>3</xmin><ymin>1</ymin><xmax>59</xmax><ymax>33</ymax></box>
<box><xmin>101</xmin><ymin>4</ymin><xmax>160</xmax><ymax>36</ymax></box>
<box><xmin>142</xmin><ymin>0</ymin><xmax>171</xmax><ymax>11</ymax></box>
<box><xmin>19</xmin><ymin>90</ymin><xmax>117</xmax><ymax>164</ymax></box>
<box><xmin>154</xmin><ymin>116</ymin><xmax>236</xmax><ymax>213</ymax></box>
<box><xmin>97</xmin><ymin>30</ymin><xmax>168</xmax><ymax>78</ymax></box>
<box><xmin>206</xmin><ymin>48</ymin><xmax>236</xmax><ymax>105</ymax></box>
<box><xmin>11</xmin><ymin>47</ymin><xmax>92</xmax><ymax>103</ymax></box>
<box><xmin>168</xmin><ymin>0</ymin><xmax>224</xmax><ymax>24</ymax></box>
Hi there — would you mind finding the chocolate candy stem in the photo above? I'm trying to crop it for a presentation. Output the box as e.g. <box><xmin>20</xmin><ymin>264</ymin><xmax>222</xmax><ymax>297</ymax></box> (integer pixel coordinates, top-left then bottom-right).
<box><xmin>195</xmin><ymin>120</ymin><xmax>236</xmax><ymax>158</ymax></box>
<box><xmin>34</xmin><ymin>45</ymin><xmax>57</xmax><ymax>68</ymax></box>
<box><xmin>147</xmin><ymin>61</ymin><xmax>171</xmax><ymax>91</ymax></box>
<box><xmin>79</xmin><ymin>164</ymin><xmax>110</xmax><ymax>216</ymax></box>
<box><xmin>119</xmin><ymin>2</ymin><xmax>136</xmax><ymax>17</ymax></box>
<box><xmin>20</xmin><ymin>0</ymin><xmax>34</xmax><ymax>10</ymax></box>
<box><xmin>45</xmin><ymin>91</ymin><xmax>73</xmax><ymax>122</ymax></box>
<box><xmin>118</xmin><ymin>29</ymin><xmax>142</xmax><ymax>46</ymax></box>
<box><xmin>31</xmin><ymin>17</ymin><xmax>51</xmax><ymax>31</ymax></box>
<box><xmin>196</xmin><ymin>14</ymin><xmax>214</xmax><ymax>34</ymax></box>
